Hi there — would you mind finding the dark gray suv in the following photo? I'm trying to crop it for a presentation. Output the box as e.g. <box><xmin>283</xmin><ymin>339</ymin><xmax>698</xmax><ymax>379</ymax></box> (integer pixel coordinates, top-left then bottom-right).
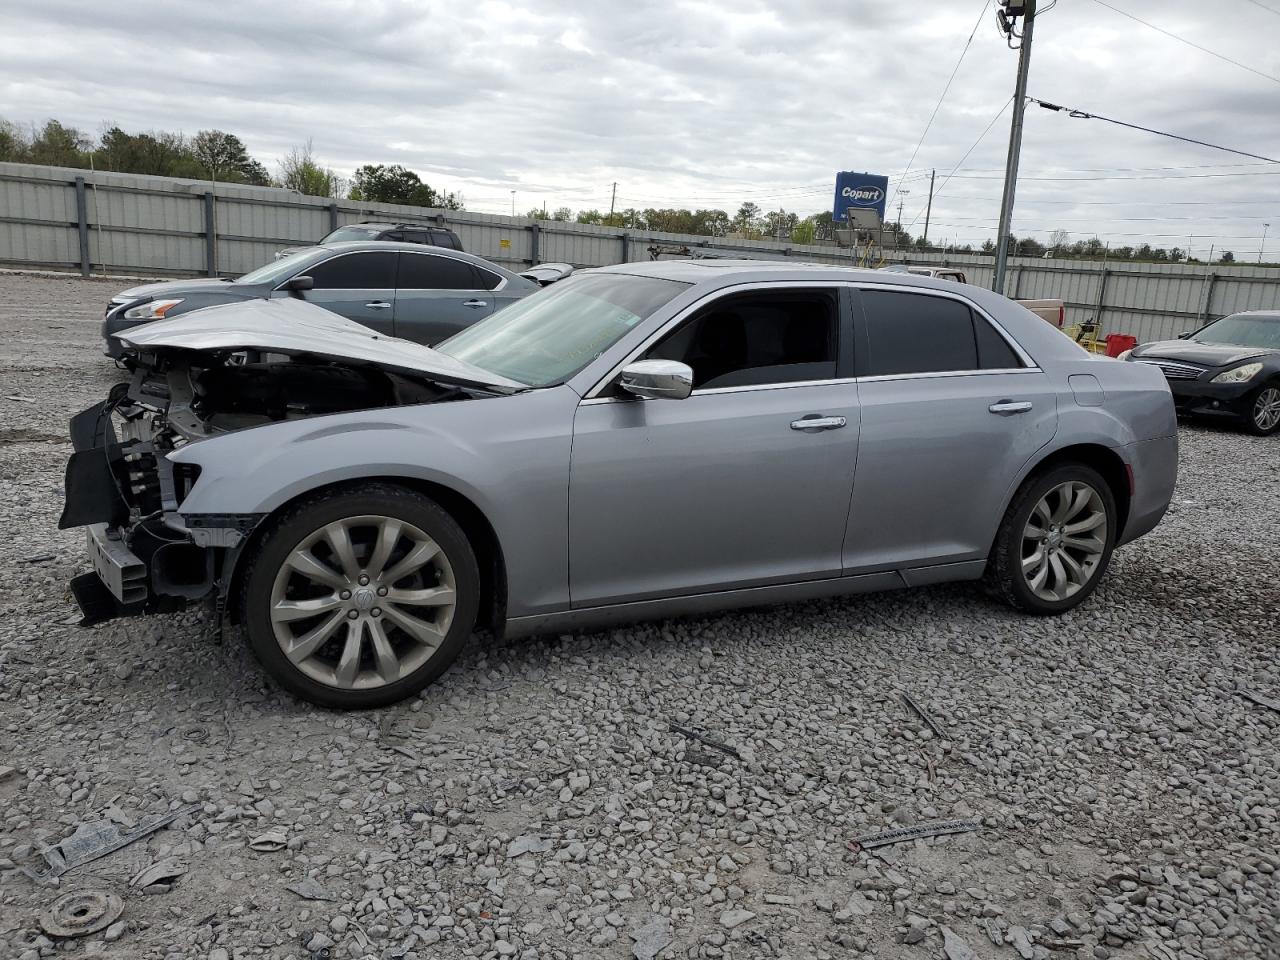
<box><xmin>102</xmin><ymin>241</ymin><xmax>538</xmax><ymax>356</ymax></box>
<box><xmin>274</xmin><ymin>221</ymin><xmax>463</xmax><ymax>260</ymax></box>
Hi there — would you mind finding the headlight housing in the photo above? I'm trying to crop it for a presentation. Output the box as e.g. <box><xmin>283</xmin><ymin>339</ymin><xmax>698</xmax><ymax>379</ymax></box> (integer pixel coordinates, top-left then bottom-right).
<box><xmin>122</xmin><ymin>298</ymin><xmax>184</xmax><ymax>320</ymax></box>
<box><xmin>1116</xmin><ymin>349</ymin><xmax>1133</xmax><ymax>361</ymax></box>
<box><xmin>1211</xmin><ymin>362</ymin><xmax>1263</xmax><ymax>384</ymax></box>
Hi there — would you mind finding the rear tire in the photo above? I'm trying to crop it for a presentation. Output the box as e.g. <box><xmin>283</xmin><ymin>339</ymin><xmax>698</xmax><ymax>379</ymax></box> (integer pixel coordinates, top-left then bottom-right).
<box><xmin>984</xmin><ymin>463</ymin><xmax>1117</xmax><ymax>615</ymax></box>
<box><xmin>1244</xmin><ymin>382</ymin><xmax>1280</xmax><ymax>436</ymax></box>
<box><xmin>240</xmin><ymin>483</ymin><xmax>479</xmax><ymax>709</ymax></box>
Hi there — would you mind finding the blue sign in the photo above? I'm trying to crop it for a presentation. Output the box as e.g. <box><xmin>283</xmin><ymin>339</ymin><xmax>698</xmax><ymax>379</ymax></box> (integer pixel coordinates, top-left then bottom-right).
<box><xmin>833</xmin><ymin>171</ymin><xmax>888</xmax><ymax>222</ymax></box>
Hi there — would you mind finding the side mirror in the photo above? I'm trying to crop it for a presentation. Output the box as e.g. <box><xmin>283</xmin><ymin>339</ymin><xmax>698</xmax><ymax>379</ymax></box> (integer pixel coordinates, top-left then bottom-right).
<box><xmin>1177</xmin><ymin>331</ymin><xmax>1192</xmax><ymax>339</ymax></box>
<box><xmin>618</xmin><ymin>360</ymin><xmax>694</xmax><ymax>400</ymax></box>
<box><xmin>285</xmin><ymin>275</ymin><xmax>315</xmax><ymax>294</ymax></box>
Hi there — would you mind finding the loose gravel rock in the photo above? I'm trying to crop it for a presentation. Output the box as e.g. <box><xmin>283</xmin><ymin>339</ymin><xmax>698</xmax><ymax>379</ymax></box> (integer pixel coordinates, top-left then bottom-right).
<box><xmin>1</xmin><ymin>270</ymin><xmax>1278</xmax><ymax>959</ymax></box>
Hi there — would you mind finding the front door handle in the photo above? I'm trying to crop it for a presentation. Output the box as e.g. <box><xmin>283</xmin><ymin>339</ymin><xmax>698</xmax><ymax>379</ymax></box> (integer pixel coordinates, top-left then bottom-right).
<box><xmin>989</xmin><ymin>399</ymin><xmax>1033</xmax><ymax>415</ymax></box>
<box><xmin>365</xmin><ymin>300</ymin><xmax>392</xmax><ymax>310</ymax></box>
<box><xmin>463</xmin><ymin>299</ymin><xmax>488</xmax><ymax>308</ymax></box>
<box><xmin>790</xmin><ymin>415</ymin><xmax>847</xmax><ymax>432</ymax></box>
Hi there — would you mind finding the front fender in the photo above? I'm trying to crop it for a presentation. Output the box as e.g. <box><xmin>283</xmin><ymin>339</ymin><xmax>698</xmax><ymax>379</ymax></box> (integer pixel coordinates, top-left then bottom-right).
<box><xmin>169</xmin><ymin>387</ymin><xmax>579</xmax><ymax>617</ymax></box>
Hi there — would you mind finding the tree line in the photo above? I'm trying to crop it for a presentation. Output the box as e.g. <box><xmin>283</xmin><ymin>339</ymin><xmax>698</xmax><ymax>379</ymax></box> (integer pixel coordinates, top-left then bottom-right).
<box><xmin>0</xmin><ymin>117</ymin><xmax>1239</xmax><ymax>262</ymax></box>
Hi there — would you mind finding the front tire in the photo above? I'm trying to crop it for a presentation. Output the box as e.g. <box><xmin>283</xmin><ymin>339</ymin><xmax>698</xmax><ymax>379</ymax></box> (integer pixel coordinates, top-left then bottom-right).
<box><xmin>984</xmin><ymin>464</ymin><xmax>1117</xmax><ymax>615</ymax></box>
<box><xmin>240</xmin><ymin>484</ymin><xmax>479</xmax><ymax>709</ymax></box>
<box><xmin>1245</xmin><ymin>382</ymin><xmax>1280</xmax><ymax>436</ymax></box>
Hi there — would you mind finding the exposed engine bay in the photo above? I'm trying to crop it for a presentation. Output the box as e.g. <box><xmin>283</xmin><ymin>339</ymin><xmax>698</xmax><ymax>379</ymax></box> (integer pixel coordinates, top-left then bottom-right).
<box><xmin>59</xmin><ymin>345</ymin><xmax>495</xmax><ymax>626</ymax></box>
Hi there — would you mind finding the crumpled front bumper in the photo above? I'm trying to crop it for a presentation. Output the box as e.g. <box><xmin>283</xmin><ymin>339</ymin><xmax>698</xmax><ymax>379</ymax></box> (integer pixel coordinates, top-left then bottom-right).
<box><xmin>60</xmin><ymin>399</ymin><xmax>260</xmax><ymax>626</ymax></box>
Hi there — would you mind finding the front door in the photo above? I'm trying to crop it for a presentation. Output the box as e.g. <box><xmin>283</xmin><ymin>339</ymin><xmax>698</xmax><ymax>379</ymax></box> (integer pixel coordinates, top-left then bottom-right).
<box><xmin>568</xmin><ymin>286</ymin><xmax>861</xmax><ymax>607</ymax></box>
<box><xmin>843</xmin><ymin>287</ymin><xmax>1058</xmax><ymax>573</ymax></box>
<box><xmin>393</xmin><ymin>251</ymin><xmax>495</xmax><ymax>344</ymax></box>
<box><xmin>293</xmin><ymin>250</ymin><xmax>397</xmax><ymax>335</ymax></box>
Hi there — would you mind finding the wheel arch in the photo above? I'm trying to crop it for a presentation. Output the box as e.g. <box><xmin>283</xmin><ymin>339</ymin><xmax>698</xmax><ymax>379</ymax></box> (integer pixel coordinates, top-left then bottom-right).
<box><xmin>1013</xmin><ymin>442</ymin><xmax>1132</xmax><ymax>536</ymax></box>
<box><xmin>223</xmin><ymin>475</ymin><xmax>507</xmax><ymax>632</ymax></box>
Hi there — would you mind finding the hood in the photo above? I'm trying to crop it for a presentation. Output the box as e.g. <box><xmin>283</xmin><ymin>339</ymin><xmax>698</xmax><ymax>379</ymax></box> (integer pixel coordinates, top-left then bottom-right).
<box><xmin>1132</xmin><ymin>339</ymin><xmax>1278</xmax><ymax>368</ymax></box>
<box><xmin>113</xmin><ymin>278</ymin><xmax>242</xmax><ymax>302</ymax></box>
<box><xmin>116</xmin><ymin>297</ymin><xmax>527</xmax><ymax>393</ymax></box>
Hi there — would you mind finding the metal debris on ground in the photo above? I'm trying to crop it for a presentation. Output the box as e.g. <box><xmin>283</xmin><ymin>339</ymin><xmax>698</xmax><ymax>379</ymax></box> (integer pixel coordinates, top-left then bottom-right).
<box><xmin>248</xmin><ymin>831</ymin><xmax>288</xmax><ymax>852</ymax></box>
<box><xmin>40</xmin><ymin>890</ymin><xmax>123</xmax><ymax>938</ymax></box>
<box><xmin>20</xmin><ymin>804</ymin><xmax>200</xmax><ymax>883</ymax></box>
<box><xmin>22</xmin><ymin>554</ymin><xmax>55</xmax><ymax>564</ymax></box>
<box><xmin>286</xmin><ymin>878</ymin><xmax>336</xmax><ymax>901</ymax></box>
<box><xmin>847</xmin><ymin>818</ymin><xmax>981</xmax><ymax>852</ymax></box>
<box><xmin>668</xmin><ymin>722</ymin><xmax>741</xmax><ymax>760</ymax></box>
<box><xmin>507</xmin><ymin>835</ymin><xmax>554</xmax><ymax>857</ymax></box>
<box><xmin>130</xmin><ymin>857</ymin><xmax>187</xmax><ymax>889</ymax></box>
<box><xmin>941</xmin><ymin>926</ymin><xmax>980</xmax><ymax>960</ymax></box>
<box><xmin>629</xmin><ymin>913</ymin><xmax>674</xmax><ymax>960</ymax></box>
<box><xmin>901</xmin><ymin>691</ymin><xmax>947</xmax><ymax>739</ymax></box>
<box><xmin>1238</xmin><ymin>689</ymin><xmax>1280</xmax><ymax>713</ymax></box>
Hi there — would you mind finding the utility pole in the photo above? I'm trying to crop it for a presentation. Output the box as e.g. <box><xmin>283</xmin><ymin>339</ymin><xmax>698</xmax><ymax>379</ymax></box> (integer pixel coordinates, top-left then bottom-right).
<box><xmin>609</xmin><ymin>182</ymin><xmax>617</xmax><ymax>224</ymax></box>
<box><xmin>923</xmin><ymin>169</ymin><xmax>935</xmax><ymax>246</ymax></box>
<box><xmin>993</xmin><ymin>0</ymin><xmax>1037</xmax><ymax>294</ymax></box>
<box><xmin>896</xmin><ymin>190</ymin><xmax>909</xmax><ymax>249</ymax></box>
<box><xmin>510</xmin><ymin>190</ymin><xmax>516</xmax><ymax>216</ymax></box>
<box><xmin>1261</xmin><ymin>223</ymin><xmax>1270</xmax><ymax>264</ymax></box>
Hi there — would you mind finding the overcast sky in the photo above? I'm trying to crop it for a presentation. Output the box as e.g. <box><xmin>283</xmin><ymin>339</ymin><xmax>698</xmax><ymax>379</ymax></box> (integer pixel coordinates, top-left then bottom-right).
<box><xmin>2</xmin><ymin>0</ymin><xmax>1278</xmax><ymax>255</ymax></box>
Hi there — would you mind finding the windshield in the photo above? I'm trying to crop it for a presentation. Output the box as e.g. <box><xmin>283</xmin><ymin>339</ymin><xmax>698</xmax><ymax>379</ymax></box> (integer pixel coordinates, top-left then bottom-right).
<box><xmin>321</xmin><ymin>226</ymin><xmax>383</xmax><ymax>243</ymax></box>
<box><xmin>1190</xmin><ymin>314</ymin><xmax>1280</xmax><ymax>349</ymax></box>
<box><xmin>436</xmin><ymin>273</ymin><xmax>689</xmax><ymax>386</ymax></box>
<box><xmin>236</xmin><ymin>255</ymin><xmax>315</xmax><ymax>286</ymax></box>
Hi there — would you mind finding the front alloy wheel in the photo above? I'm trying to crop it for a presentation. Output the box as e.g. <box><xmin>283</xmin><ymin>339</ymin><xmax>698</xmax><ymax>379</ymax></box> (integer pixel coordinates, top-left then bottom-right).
<box><xmin>242</xmin><ymin>485</ymin><xmax>479</xmax><ymax>708</ymax></box>
<box><xmin>1248</xmin><ymin>384</ymin><xmax>1280</xmax><ymax>435</ymax></box>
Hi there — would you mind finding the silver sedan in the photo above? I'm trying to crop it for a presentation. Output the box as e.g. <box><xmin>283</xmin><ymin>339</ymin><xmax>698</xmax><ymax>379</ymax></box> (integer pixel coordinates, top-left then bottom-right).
<box><xmin>62</xmin><ymin>261</ymin><xmax>1178</xmax><ymax>708</ymax></box>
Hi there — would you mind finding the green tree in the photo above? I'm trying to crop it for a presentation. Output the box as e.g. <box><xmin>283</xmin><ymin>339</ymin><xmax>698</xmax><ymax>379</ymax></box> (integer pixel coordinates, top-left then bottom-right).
<box><xmin>732</xmin><ymin>202</ymin><xmax>762</xmax><ymax>237</ymax></box>
<box><xmin>791</xmin><ymin>219</ymin><xmax>816</xmax><ymax>245</ymax></box>
<box><xmin>551</xmin><ymin>207</ymin><xmax>573</xmax><ymax>221</ymax></box>
<box><xmin>0</xmin><ymin>118</ymin><xmax>28</xmax><ymax>162</ymax></box>
<box><xmin>191</xmin><ymin>129</ymin><xmax>265</xmax><ymax>183</ymax></box>
<box><xmin>27</xmin><ymin>120</ymin><xmax>90</xmax><ymax>167</ymax></box>
<box><xmin>526</xmin><ymin>207</ymin><xmax>551</xmax><ymax>220</ymax></box>
<box><xmin>349</xmin><ymin>163</ymin><xmax>460</xmax><ymax>208</ymax></box>
<box><xmin>280</xmin><ymin>142</ymin><xmax>341</xmax><ymax>197</ymax></box>
<box><xmin>576</xmin><ymin>209</ymin><xmax>604</xmax><ymax>224</ymax></box>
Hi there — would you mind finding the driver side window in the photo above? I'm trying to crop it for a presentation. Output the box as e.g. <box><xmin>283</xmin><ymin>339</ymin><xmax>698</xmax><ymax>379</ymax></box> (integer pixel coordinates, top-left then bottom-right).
<box><xmin>643</xmin><ymin>289</ymin><xmax>838</xmax><ymax>391</ymax></box>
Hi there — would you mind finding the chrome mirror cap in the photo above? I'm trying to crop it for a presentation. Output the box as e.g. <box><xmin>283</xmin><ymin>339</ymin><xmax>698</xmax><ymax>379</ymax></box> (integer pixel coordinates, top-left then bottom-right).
<box><xmin>618</xmin><ymin>359</ymin><xmax>694</xmax><ymax>400</ymax></box>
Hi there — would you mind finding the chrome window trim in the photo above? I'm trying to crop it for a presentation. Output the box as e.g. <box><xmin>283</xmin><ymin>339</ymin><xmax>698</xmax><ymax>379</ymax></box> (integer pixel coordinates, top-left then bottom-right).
<box><xmin>273</xmin><ymin>248</ymin><xmax>507</xmax><ymax>293</ymax></box>
<box><xmin>395</xmin><ymin>250</ymin><xmax>509</xmax><ymax>293</ymax></box>
<box><xmin>583</xmin><ymin>278</ymin><xmax>1039</xmax><ymax>401</ymax></box>
<box><xmin>579</xmin><ymin>376</ymin><xmax>858</xmax><ymax>406</ymax></box>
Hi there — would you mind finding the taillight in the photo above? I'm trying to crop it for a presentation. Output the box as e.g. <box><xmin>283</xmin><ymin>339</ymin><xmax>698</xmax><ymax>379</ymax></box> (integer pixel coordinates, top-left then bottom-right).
<box><xmin>1124</xmin><ymin>462</ymin><xmax>1135</xmax><ymax>495</ymax></box>
<box><xmin>1058</xmin><ymin>305</ymin><xmax>1065</xmax><ymax>327</ymax></box>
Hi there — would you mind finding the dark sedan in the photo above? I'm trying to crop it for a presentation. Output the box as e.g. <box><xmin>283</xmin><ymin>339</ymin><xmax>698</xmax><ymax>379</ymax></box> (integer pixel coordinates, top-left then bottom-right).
<box><xmin>101</xmin><ymin>242</ymin><xmax>538</xmax><ymax>357</ymax></box>
<box><xmin>1120</xmin><ymin>310</ymin><xmax>1280</xmax><ymax>435</ymax></box>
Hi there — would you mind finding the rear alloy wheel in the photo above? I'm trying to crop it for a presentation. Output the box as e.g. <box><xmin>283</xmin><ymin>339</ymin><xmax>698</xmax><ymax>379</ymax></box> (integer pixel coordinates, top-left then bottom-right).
<box><xmin>242</xmin><ymin>485</ymin><xmax>479</xmax><ymax>708</ymax></box>
<box><xmin>984</xmin><ymin>464</ymin><xmax>1116</xmax><ymax>614</ymax></box>
<box><xmin>1247</xmin><ymin>384</ymin><xmax>1280</xmax><ymax>436</ymax></box>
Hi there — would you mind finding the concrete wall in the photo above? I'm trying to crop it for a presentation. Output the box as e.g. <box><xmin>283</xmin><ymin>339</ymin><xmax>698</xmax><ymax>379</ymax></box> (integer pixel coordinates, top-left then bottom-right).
<box><xmin>2</xmin><ymin>161</ymin><xmax>1277</xmax><ymax>343</ymax></box>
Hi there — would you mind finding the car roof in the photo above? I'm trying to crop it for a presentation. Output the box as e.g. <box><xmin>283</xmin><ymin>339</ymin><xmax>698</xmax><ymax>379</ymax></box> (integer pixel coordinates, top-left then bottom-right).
<box><xmin>296</xmin><ymin>241</ymin><xmax>515</xmax><ymax>276</ymax></box>
<box><xmin>1228</xmin><ymin>310</ymin><xmax>1280</xmax><ymax>319</ymax></box>
<box><xmin>347</xmin><ymin>221</ymin><xmax>457</xmax><ymax>232</ymax></box>
<box><xmin>594</xmin><ymin>257</ymin><xmax>964</xmax><ymax>291</ymax></box>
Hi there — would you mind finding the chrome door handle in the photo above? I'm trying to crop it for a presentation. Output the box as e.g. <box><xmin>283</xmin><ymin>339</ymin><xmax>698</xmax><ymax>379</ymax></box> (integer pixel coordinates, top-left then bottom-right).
<box><xmin>365</xmin><ymin>300</ymin><xmax>392</xmax><ymax>310</ymax></box>
<box><xmin>989</xmin><ymin>400</ymin><xmax>1033</xmax><ymax>415</ymax></box>
<box><xmin>463</xmin><ymin>299</ymin><xmax>488</xmax><ymax>308</ymax></box>
<box><xmin>790</xmin><ymin>415</ymin><xmax>847</xmax><ymax>431</ymax></box>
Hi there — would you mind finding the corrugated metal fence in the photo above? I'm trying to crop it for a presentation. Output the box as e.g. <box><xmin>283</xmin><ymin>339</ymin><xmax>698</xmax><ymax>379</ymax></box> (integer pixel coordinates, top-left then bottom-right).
<box><xmin>2</xmin><ymin>161</ymin><xmax>1277</xmax><ymax>343</ymax></box>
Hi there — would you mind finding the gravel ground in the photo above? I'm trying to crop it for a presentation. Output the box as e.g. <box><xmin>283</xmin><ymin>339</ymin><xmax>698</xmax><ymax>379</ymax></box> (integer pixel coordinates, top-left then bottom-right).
<box><xmin>1</xmin><ymin>271</ymin><xmax>1277</xmax><ymax>960</ymax></box>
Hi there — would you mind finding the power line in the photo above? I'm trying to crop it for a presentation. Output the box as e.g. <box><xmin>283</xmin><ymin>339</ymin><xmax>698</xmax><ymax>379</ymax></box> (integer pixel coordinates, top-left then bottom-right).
<box><xmin>1028</xmin><ymin>97</ymin><xmax>1280</xmax><ymax>164</ymax></box>
<box><xmin>1244</xmin><ymin>0</ymin><xmax>1280</xmax><ymax>15</ymax></box>
<box><xmin>904</xmin><ymin>96</ymin><xmax>1014</xmax><ymax>231</ymax></box>
<box><xmin>890</xmin><ymin>0</ymin><xmax>992</xmax><ymax>208</ymax></box>
<box><xmin>1086</xmin><ymin>0</ymin><xmax>1280</xmax><ymax>86</ymax></box>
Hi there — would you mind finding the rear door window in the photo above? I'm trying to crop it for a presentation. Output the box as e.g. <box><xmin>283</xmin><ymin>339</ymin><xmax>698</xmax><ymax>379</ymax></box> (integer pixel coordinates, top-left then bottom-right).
<box><xmin>304</xmin><ymin>252</ymin><xmax>397</xmax><ymax>289</ymax></box>
<box><xmin>396</xmin><ymin>253</ymin><xmax>480</xmax><ymax>290</ymax></box>
<box><xmin>859</xmin><ymin>290</ymin><xmax>978</xmax><ymax>376</ymax></box>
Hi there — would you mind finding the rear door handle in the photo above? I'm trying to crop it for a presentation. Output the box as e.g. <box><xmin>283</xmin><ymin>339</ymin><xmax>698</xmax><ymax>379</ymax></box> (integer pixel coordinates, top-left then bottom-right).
<box><xmin>365</xmin><ymin>300</ymin><xmax>392</xmax><ymax>310</ymax></box>
<box><xmin>989</xmin><ymin>400</ymin><xmax>1033</xmax><ymax>415</ymax></box>
<box><xmin>790</xmin><ymin>415</ymin><xmax>847</xmax><ymax>431</ymax></box>
<box><xmin>463</xmin><ymin>299</ymin><xmax>488</xmax><ymax>308</ymax></box>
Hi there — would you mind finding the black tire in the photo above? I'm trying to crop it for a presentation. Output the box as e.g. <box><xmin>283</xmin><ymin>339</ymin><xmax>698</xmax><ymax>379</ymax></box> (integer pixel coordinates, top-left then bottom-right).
<box><xmin>1243</xmin><ymin>381</ymin><xmax>1280</xmax><ymax>436</ymax></box>
<box><xmin>240</xmin><ymin>483</ymin><xmax>479</xmax><ymax>709</ymax></box>
<box><xmin>983</xmin><ymin>463</ymin><xmax>1117</xmax><ymax>615</ymax></box>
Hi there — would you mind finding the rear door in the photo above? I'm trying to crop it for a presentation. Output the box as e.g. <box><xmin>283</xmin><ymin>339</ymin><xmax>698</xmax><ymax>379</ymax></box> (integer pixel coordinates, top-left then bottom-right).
<box><xmin>842</xmin><ymin>286</ymin><xmax>1058</xmax><ymax>574</ymax></box>
<box><xmin>393</xmin><ymin>252</ymin><xmax>495</xmax><ymax>344</ymax></box>
<box><xmin>294</xmin><ymin>251</ymin><xmax>397</xmax><ymax>335</ymax></box>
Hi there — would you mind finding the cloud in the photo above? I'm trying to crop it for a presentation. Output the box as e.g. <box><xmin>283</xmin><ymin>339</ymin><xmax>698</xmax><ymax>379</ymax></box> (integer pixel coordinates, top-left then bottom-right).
<box><xmin>1</xmin><ymin>0</ymin><xmax>1276</xmax><ymax>253</ymax></box>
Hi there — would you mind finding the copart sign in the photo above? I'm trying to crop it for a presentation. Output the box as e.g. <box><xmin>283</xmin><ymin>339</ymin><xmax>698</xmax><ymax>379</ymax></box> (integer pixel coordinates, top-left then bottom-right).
<box><xmin>832</xmin><ymin>172</ymin><xmax>889</xmax><ymax>222</ymax></box>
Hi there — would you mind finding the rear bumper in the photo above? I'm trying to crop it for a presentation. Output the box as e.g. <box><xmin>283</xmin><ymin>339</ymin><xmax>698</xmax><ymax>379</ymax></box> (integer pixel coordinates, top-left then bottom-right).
<box><xmin>1119</xmin><ymin>434</ymin><xmax>1178</xmax><ymax>546</ymax></box>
